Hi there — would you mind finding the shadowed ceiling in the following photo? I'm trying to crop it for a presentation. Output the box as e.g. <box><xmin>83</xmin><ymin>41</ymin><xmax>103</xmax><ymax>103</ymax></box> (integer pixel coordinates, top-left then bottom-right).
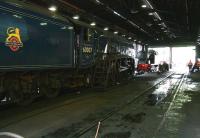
<box><xmin>27</xmin><ymin>0</ymin><xmax>200</xmax><ymax>45</ymax></box>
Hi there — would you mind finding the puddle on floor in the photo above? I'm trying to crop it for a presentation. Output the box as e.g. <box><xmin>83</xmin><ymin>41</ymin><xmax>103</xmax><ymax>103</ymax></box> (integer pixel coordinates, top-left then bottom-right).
<box><xmin>148</xmin><ymin>78</ymin><xmax>178</xmax><ymax>105</ymax></box>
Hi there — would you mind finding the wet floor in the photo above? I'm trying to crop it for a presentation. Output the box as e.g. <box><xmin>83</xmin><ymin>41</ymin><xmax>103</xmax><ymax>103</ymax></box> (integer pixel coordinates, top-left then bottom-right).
<box><xmin>148</xmin><ymin>75</ymin><xmax>179</xmax><ymax>105</ymax></box>
<box><xmin>156</xmin><ymin>77</ymin><xmax>200</xmax><ymax>138</ymax></box>
<box><xmin>1</xmin><ymin>72</ymin><xmax>200</xmax><ymax>138</ymax></box>
<box><xmin>76</xmin><ymin>73</ymin><xmax>182</xmax><ymax>138</ymax></box>
<box><xmin>1</xmin><ymin>72</ymin><xmax>170</xmax><ymax>138</ymax></box>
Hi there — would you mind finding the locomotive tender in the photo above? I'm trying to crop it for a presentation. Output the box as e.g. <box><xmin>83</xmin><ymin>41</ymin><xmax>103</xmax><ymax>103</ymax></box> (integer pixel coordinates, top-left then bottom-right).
<box><xmin>0</xmin><ymin>0</ymin><xmax>137</xmax><ymax>105</ymax></box>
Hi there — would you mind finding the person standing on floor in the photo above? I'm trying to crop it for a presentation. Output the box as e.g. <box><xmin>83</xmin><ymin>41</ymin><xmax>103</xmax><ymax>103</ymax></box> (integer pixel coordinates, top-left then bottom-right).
<box><xmin>188</xmin><ymin>60</ymin><xmax>193</xmax><ymax>72</ymax></box>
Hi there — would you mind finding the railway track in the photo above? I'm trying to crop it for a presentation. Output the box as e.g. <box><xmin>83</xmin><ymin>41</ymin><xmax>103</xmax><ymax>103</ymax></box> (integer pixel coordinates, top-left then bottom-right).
<box><xmin>0</xmin><ymin>72</ymin><xmax>178</xmax><ymax>138</ymax></box>
<box><xmin>65</xmin><ymin>73</ymin><xmax>186</xmax><ymax>138</ymax></box>
<box><xmin>0</xmin><ymin>80</ymin><xmax>140</xmax><ymax>130</ymax></box>
<box><xmin>60</xmin><ymin>72</ymin><xmax>179</xmax><ymax>138</ymax></box>
<box><xmin>0</xmin><ymin>76</ymin><xmax>148</xmax><ymax>129</ymax></box>
<box><xmin>0</xmin><ymin>91</ymin><xmax>103</xmax><ymax>129</ymax></box>
<box><xmin>152</xmin><ymin>73</ymin><xmax>186</xmax><ymax>138</ymax></box>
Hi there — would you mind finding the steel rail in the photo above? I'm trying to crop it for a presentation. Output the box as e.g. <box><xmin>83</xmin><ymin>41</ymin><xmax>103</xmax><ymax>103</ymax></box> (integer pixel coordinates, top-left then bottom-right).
<box><xmin>69</xmin><ymin>72</ymin><xmax>175</xmax><ymax>138</ymax></box>
<box><xmin>0</xmin><ymin>73</ymin><xmax>165</xmax><ymax>128</ymax></box>
<box><xmin>0</xmin><ymin>72</ymin><xmax>174</xmax><ymax>135</ymax></box>
<box><xmin>152</xmin><ymin>73</ymin><xmax>186</xmax><ymax>138</ymax></box>
<box><xmin>0</xmin><ymin>92</ymin><xmax>102</xmax><ymax>129</ymax></box>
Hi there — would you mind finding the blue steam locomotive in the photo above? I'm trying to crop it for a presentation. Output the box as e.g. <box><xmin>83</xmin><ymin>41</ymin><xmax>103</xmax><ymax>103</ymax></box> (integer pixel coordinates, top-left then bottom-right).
<box><xmin>0</xmin><ymin>0</ymin><xmax>137</xmax><ymax>105</ymax></box>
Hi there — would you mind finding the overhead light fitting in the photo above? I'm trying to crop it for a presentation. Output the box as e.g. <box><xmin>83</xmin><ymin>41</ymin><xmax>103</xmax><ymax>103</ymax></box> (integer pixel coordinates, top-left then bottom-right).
<box><xmin>113</xmin><ymin>11</ymin><xmax>120</xmax><ymax>16</ymax></box>
<box><xmin>72</xmin><ymin>15</ymin><xmax>79</xmax><ymax>20</ymax></box>
<box><xmin>40</xmin><ymin>22</ymin><xmax>47</xmax><ymax>26</ymax></box>
<box><xmin>48</xmin><ymin>6</ymin><xmax>57</xmax><ymax>12</ymax></box>
<box><xmin>13</xmin><ymin>14</ymin><xmax>22</xmax><ymax>19</ymax></box>
<box><xmin>90</xmin><ymin>22</ymin><xmax>96</xmax><ymax>26</ymax></box>
<box><xmin>148</xmin><ymin>12</ymin><xmax>154</xmax><ymax>16</ymax></box>
<box><xmin>141</xmin><ymin>5</ymin><xmax>147</xmax><ymax>8</ymax></box>
<box><xmin>128</xmin><ymin>37</ymin><xmax>132</xmax><ymax>40</ymax></box>
<box><xmin>68</xmin><ymin>26</ymin><xmax>74</xmax><ymax>30</ymax></box>
<box><xmin>122</xmin><ymin>35</ymin><xmax>126</xmax><ymax>37</ymax></box>
<box><xmin>96</xmin><ymin>0</ymin><xmax>101</xmax><ymax>3</ymax></box>
<box><xmin>114</xmin><ymin>31</ymin><xmax>118</xmax><ymax>34</ymax></box>
<box><xmin>104</xmin><ymin>27</ymin><xmax>109</xmax><ymax>31</ymax></box>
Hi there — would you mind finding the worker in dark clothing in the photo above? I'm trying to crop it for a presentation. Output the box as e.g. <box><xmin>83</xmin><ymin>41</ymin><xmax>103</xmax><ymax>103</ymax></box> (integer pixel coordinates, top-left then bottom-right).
<box><xmin>187</xmin><ymin>60</ymin><xmax>193</xmax><ymax>72</ymax></box>
<box><xmin>191</xmin><ymin>60</ymin><xmax>200</xmax><ymax>73</ymax></box>
<box><xmin>163</xmin><ymin>61</ymin><xmax>169</xmax><ymax>71</ymax></box>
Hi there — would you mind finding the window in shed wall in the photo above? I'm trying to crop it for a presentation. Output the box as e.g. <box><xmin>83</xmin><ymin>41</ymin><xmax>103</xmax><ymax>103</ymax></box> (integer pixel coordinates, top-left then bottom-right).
<box><xmin>149</xmin><ymin>46</ymin><xmax>196</xmax><ymax>73</ymax></box>
<box><xmin>172</xmin><ymin>46</ymin><xmax>195</xmax><ymax>73</ymax></box>
<box><xmin>148</xmin><ymin>47</ymin><xmax>170</xmax><ymax>65</ymax></box>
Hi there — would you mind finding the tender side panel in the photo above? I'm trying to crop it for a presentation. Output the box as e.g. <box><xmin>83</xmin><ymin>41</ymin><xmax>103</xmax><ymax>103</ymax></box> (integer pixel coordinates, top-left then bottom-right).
<box><xmin>0</xmin><ymin>3</ymin><xmax>74</xmax><ymax>70</ymax></box>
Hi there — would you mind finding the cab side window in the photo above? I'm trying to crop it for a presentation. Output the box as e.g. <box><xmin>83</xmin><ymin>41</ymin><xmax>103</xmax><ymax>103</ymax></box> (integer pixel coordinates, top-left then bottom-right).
<box><xmin>83</xmin><ymin>28</ymin><xmax>93</xmax><ymax>42</ymax></box>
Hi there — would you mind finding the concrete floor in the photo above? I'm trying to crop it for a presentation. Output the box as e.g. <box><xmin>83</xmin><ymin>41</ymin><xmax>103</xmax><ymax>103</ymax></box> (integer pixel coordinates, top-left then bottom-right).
<box><xmin>156</xmin><ymin>75</ymin><xmax>200</xmax><ymax>138</ymax></box>
<box><xmin>0</xmin><ymin>72</ymin><xmax>200</xmax><ymax>138</ymax></box>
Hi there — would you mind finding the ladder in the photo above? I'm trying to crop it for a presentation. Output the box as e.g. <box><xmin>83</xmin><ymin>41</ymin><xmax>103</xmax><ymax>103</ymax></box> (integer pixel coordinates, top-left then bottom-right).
<box><xmin>92</xmin><ymin>53</ymin><xmax>119</xmax><ymax>89</ymax></box>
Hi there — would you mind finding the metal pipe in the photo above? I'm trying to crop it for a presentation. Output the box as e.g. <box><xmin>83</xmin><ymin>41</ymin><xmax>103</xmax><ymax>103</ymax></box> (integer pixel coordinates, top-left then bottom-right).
<box><xmin>57</xmin><ymin>0</ymin><xmax>84</xmax><ymax>12</ymax></box>
<box><xmin>90</xmin><ymin>0</ymin><xmax>150</xmax><ymax>35</ymax></box>
<box><xmin>185</xmin><ymin>0</ymin><xmax>190</xmax><ymax>31</ymax></box>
